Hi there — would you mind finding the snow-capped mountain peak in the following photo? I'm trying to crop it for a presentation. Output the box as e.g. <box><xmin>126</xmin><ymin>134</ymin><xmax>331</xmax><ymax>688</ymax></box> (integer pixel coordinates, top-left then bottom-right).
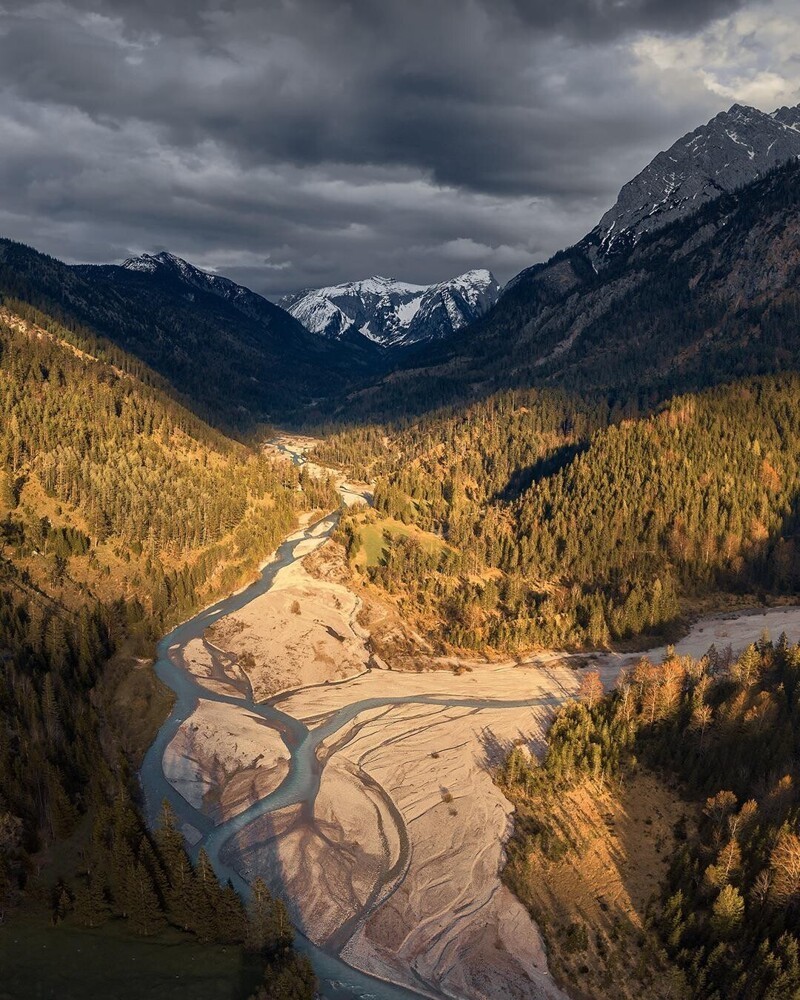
<box><xmin>591</xmin><ymin>101</ymin><xmax>800</xmax><ymax>257</ymax></box>
<box><xmin>281</xmin><ymin>269</ymin><xmax>499</xmax><ymax>347</ymax></box>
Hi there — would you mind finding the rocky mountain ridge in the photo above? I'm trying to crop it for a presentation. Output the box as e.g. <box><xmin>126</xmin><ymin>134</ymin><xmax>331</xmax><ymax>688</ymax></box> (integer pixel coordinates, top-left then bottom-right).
<box><xmin>121</xmin><ymin>250</ymin><xmax>290</xmax><ymax>326</ymax></box>
<box><xmin>589</xmin><ymin>101</ymin><xmax>800</xmax><ymax>259</ymax></box>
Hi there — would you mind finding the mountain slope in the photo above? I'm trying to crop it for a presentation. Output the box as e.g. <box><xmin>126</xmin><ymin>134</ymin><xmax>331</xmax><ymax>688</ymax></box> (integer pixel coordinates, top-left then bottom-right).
<box><xmin>328</xmin><ymin>368</ymin><xmax>800</xmax><ymax>654</ymax></box>
<box><xmin>281</xmin><ymin>269</ymin><xmax>499</xmax><ymax>347</ymax></box>
<box><xmin>346</xmin><ymin>157</ymin><xmax>800</xmax><ymax>420</ymax></box>
<box><xmin>0</xmin><ymin>240</ymin><xmax>380</xmax><ymax>428</ymax></box>
<box><xmin>0</xmin><ymin>296</ymin><xmax>326</xmax><ymax>620</ymax></box>
<box><xmin>488</xmin><ymin>158</ymin><xmax>800</xmax><ymax>397</ymax></box>
<box><xmin>591</xmin><ymin>101</ymin><xmax>800</xmax><ymax>258</ymax></box>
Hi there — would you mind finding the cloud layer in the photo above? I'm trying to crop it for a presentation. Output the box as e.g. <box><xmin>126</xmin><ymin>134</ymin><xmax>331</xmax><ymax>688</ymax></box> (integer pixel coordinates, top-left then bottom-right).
<box><xmin>0</xmin><ymin>0</ymin><xmax>796</xmax><ymax>296</ymax></box>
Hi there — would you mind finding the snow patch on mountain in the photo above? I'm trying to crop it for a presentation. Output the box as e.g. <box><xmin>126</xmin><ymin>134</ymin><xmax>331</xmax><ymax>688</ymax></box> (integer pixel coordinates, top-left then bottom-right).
<box><xmin>122</xmin><ymin>251</ymin><xmax>285</xmax><ymax>324</ymax></box>
<box><xmin>591</xmin><ymin>101</ymin><xmax>800</xmax><ymax>259</ymax></box>
<box><xmin>122</xmin><ymin>254</ymin><xmax>161</xmax><ymax>274</ymax></box>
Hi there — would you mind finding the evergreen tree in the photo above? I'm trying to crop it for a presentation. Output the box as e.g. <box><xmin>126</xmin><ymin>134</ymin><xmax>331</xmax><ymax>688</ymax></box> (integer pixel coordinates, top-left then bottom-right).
<box><xmin>124</xmin><ymin>860</ymin><xmax>165</xmax><ymax>936</ymax></box>
<box><xmin>246</xmin><ymin>877</ymin><xmax>277</xmax><ymax>953</ymax></box>
<box><xmin>73</xmin><ymin>877</ymin><xmax>110</xmax><ymax>929</ymax></box>
<box><xmin>710</xmin><ymin>885</ymin><xmax>745</xmax><ymax>940</ymax></box>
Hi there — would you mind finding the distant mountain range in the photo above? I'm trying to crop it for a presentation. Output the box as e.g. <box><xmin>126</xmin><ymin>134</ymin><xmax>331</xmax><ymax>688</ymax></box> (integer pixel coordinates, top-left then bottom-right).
<box><xmin>121</xmin><ymin>253</ymin><xmax>501</xmax><ymax>350</ymax></box>
<box><xmin>280</xmin><ymin>270</ymin><xmax>500</xmax><ymax>347</ymax></box>
<box><xmin>3</xmin><ymin>100</ymin><xmax>800</xmax><ymax>427</ymax></box>
<box><xmin>121</xmin><ymin>255</ymin><xmax>501</xmax><ymax>351</ymax></box>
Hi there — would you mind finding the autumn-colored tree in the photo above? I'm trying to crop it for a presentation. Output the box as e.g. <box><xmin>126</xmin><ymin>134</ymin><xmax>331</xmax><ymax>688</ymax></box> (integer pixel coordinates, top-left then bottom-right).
<box><xmin>703</xmin><ymin>791</ymin><xmax>738</xmax><ymax>847</ymax></box>
<box><xmin>577</xmin><ymin>670</ymin><xmax>603</xmax><ymax>709</ymax></box>
<box><xmin>704</xmin><ymin>839</ymin><xmax>742</xmax><ymax>889</ymax></box>
<box><xmin>770</xmin><ymin>829</ymin><xmax>800</xmax><ymax>906</ymax></box>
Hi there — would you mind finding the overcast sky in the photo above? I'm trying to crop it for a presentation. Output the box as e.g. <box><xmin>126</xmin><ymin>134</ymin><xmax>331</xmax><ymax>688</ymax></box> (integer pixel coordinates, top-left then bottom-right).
<box><xmin>1</xmin><ymin>0</ymin><xmax>798</xmax><ymax>298</ymax></box>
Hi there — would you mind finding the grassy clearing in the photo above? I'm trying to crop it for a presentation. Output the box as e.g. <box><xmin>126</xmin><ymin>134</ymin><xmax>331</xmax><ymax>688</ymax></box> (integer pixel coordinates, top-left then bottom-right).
<box><xmin>0</xmin><ymin>912</ymin><xmax>262</xmax><ymax>1000</ymax></box>
<box><xmin>354</xmin><ymin>515</ymin><xmax>448</xmax><ymax>569</ymax></box>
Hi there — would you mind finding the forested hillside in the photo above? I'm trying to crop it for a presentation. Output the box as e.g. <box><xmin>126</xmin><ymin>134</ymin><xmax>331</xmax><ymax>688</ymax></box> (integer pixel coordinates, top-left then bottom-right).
<box><xmin>501</xmin><ymin>634</ymin><xmax>800</xmax><ymax>999</ymax></box>
<box><xmin>0</xmin><ymin>239</ymin><xmax>377</xmax><ymax>430</ymax></box>
<box><xmin>0</xmin><ymin>298</ymin><xmax>331</xmax><ymax>997</ymax></box>
<box><xmin>328</xmin><ymin>373</ymin><xmax>800</xmax><ymax>651</ymax></box>
<box><xmin>0</xmin><ymin>298</ymin><xmax>338</xmax><ymax>621</ymax></box>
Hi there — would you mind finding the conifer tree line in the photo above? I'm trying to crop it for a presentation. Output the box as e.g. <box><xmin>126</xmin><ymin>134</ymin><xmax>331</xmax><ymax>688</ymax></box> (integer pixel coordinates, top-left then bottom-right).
<box><xmin>0</xmin><ymin>564</ymin><xmax>316</xmax><ymax>996</ymax></box>
<box><xmin>324</xmin><ymin>373</ymin><xmax>800</xmax><ymax>652</ymax></box>
<box><xmin>501</xmin><ymin>634</ymin><xmax>800</xmax><ymax>999</ymax></box>
<box><xmin>0</xmin><ymin>575</ymin><xmax>112</xmax><ymax>894</ymax></box>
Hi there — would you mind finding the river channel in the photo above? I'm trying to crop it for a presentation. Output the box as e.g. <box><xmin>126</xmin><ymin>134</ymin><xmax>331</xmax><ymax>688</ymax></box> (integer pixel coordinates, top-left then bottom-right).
<box><xmin>139</xmin><ymin>446</ymin><xmax>800</xmax><ymax>1000</ymax></box>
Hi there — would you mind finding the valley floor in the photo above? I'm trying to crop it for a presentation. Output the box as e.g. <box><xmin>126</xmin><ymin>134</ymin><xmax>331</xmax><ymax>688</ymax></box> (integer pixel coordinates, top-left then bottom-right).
<box><xmin>148</xmin><ymin>438</ymin><xmax>800</xmax><ymax>1000</ymax></box>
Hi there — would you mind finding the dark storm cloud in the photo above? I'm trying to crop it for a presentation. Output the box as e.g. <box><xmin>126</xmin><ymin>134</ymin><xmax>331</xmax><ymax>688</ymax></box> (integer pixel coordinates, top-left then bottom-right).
<box><xmin>505</xmin><ymin>0</ymin><xmax>750</xmax><ymax>38</ymax></box>
<box><xmin>0</xmin><ymin>0</ymin><xmax>746</xmax><ymax>194</ymax></box>
<box><xmin>0</xmin><ymin>0</ymin><xmax>784</xmax><ymax>296</ymax></box>
<box><xmin>3</xmin><ymin>0</ymin><xmax>751</xmax><ymax>41</ymax></box>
